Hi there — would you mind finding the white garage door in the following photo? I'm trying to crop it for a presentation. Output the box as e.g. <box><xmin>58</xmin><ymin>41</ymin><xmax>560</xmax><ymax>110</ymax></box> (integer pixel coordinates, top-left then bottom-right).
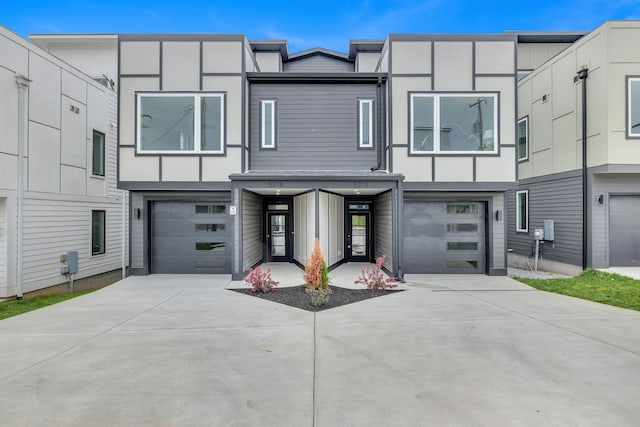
<box><xmin>404</xmin><ymin>201</ymin><xmax>486</xmax><ymax>274</ymax></box>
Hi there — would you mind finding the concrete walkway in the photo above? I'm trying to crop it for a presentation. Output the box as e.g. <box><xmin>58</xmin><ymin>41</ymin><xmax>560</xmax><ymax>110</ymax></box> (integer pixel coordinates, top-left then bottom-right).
<box><xmin>1</xmin><ymin>265</ymin><xmax>639</xmax><ymax>426</ymax></box>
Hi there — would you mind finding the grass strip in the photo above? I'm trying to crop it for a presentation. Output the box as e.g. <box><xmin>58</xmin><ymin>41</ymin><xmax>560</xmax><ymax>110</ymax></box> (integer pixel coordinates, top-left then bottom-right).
<box><xmin>0</xmin><ymin>290</ymin><xmax>96</xmax><ymax>320</ymax></box>
<box><xmin>515</xmin><ymin>269</ymin><xmax>640</xmax><ymax>311</ymax></box>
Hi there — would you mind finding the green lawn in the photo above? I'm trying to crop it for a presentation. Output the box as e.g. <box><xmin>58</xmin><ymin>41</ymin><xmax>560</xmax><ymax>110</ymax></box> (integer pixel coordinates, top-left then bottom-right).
<box><xmin>515</xmin><ymin>269</ymin><xmax>640</xmax><ymax>311</ymax></box>
<box><xmin>0</xmin><ymin>290</ymin><xmax>95</xmax><ymax>321</ymax></box>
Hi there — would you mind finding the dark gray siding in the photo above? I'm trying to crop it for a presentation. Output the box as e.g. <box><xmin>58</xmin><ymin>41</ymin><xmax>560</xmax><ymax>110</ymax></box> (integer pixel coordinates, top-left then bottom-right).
<box><xmin>242</xmin><ymin>190</ymin><xmax>263</xmax><ymax>270</ymax></box>
<box><xmin>283</xmin><ymin>55</ymin><xmax>354</xmax><ymax>72</ymax></box>
<box><xmin>250</xmin><ymin>83</ymin><xmax>378</xmax><ymax>170</ymax></box>
<box><xmin>375</xmin><ymin>191</ymin><xmax>393</xmax><ymax>271</ymax></box>
<box><xmin>506</xmin><ymin>172</ymin><xmax>582</xmax><ymax>266</ymax></box>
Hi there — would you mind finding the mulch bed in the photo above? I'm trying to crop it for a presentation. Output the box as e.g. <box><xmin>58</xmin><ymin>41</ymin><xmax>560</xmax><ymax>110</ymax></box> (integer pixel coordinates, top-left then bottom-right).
<box><xmin>229</xmin><ymin>285</ymin><xmax>404</xmax><ymax>312</ymax></box>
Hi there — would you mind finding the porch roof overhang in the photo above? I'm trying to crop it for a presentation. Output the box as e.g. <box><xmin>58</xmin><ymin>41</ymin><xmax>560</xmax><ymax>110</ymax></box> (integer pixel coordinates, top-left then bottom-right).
<box><xmin>230</xmin><ymin>170</ymin><xmax>404</xmax><ymax>181</ymax></box>
<box><xmin>229</xmin><ymin>170</ymin><xmax>404</xmax><ymax>195</ymax></box>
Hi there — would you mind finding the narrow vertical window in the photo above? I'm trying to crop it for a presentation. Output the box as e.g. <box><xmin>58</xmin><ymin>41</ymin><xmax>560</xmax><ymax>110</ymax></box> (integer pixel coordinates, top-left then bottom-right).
<box><xmin>261</xmin><ymin>100</ymin><xmax>276</xmax><ymax>149</ymax></box>
<box><xmin>628</xmin><ymin>77</ymin><xmax>640</xmax><ymax>138</ymax></box>
<box><xmin>92</xmin><ymin>130</ymin><xmax>105</xmax><ymax>176</ymax></box>
<box><xmin>518</xmin><ymin>117</ymin><xmax>528</xmax><ymax>161</ymax></box>
<box><xmin>92</xmin><ymin>210</ymin><xmax>106</xmax><ymax>255</ymax></box>
<box><xmin>359</xmin><ymin>99</ymin><xmax>373</xmax><ymax>148</ymax></box>
<box><xmin>516</xmin><ymin>190</ymin><xmax>528</xmax><ymax>232</ymax></box>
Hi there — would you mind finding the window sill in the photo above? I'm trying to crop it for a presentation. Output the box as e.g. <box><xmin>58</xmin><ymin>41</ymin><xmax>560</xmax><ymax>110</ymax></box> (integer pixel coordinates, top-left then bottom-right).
<box><xmin>90</xmin><ymin>174</ymin><xmax>106</xmax><ymax>180</ymax></box>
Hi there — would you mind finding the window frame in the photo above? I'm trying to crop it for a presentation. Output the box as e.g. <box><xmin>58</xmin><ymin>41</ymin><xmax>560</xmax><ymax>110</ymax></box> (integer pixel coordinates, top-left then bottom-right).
<box><xmin>517</xmin><ymin>116</ymin><xmax>529</xmax><ymax>162</ymax></box>
<box><xmin>92</xmin><ymin>129</ymin><xmax>105</xmax><ymax>176</ymax></box>
<box><xmin>409</xmin><ymin>92</ymin><xmax>499</xmax><ymax>155</ymax></box>
<box><xmin>627</xmin><ymin>76</ymin><xmax>640</xmax><ymax>139</ymax></box>
<box><xmin>358</xmin><ymin>99</ymin><xmax>374</xmax><ymax>149</ymax></box>
<box><xmin>260</xmin><ymin>99</ymin><xmax>276</xmax><ymax>149</ymax></box>
<box><xmin>136</xmin><ymin>92</ymin><xmax>225</xmax><ymax>154</ymax></box>
<box><xmin>91</xmin><ymin>210</ymin><xmax>106</xmax><ymax>256</ymax></box>
<box><xmin>515</xmin><ymin>190</ymin><xmax>529</xmax><ymax>233</ymax></box>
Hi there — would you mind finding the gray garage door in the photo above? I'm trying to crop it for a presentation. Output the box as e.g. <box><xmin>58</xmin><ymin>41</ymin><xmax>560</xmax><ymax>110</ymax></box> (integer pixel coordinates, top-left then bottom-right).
<box><xmin>610</xmin><ymin>195</ymin><xmax>640</xmax><ymax>266</ymax></box>
<box><xmin>151</xmin><ymin>201</ymin><xmax>231</xmax><ymax>274</ymax></box>
<box><xmin>403</xmin><ymin>201</ymin><xmax>485</xmax><ymax>274</ymax></box>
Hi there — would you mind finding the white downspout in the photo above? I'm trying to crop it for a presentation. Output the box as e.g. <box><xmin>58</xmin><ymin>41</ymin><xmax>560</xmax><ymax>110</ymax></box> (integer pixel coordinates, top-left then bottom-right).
<box><xmin>15</xmin><ymin>74</ymin><xmax>31</xmax><ymax>299</ymax></box>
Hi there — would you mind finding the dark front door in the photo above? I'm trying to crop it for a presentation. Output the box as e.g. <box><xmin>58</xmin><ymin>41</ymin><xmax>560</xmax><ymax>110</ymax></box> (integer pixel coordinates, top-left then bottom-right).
<box><xmin>267</xmin><ymin>212</ymin><xmax>290</xmax><ymax>262</ymax></box>
<box><xmin>347</xmin><ymin>212</ymin><xmax>371</xmax><ymax>262</ymax></box>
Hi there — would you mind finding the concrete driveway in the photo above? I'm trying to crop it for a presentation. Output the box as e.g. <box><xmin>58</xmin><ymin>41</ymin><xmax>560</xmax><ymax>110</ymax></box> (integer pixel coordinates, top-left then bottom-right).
<box><xmin>0</xmin><ymin>271</ymin><xmax>639</xmax><ymax>426</ymax></box>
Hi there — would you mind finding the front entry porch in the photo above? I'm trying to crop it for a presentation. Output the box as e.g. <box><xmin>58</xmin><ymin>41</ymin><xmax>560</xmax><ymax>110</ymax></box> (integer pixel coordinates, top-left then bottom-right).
<box><xmin>230</xmin><ymin>170</ymin><xmax>403</xmax><ymax>280</ymax></box>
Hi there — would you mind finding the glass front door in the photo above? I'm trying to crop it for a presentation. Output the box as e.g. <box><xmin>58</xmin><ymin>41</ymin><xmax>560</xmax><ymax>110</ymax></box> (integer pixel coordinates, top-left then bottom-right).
<box><xmin>347</xmin><ymin>212</ymin><xmax>370</xmax><ymax>262</ymax></box>
<box><xmin>267</xmin><ymin>212</ymin><xmax>289</xmax><ymax>261</ymax></box>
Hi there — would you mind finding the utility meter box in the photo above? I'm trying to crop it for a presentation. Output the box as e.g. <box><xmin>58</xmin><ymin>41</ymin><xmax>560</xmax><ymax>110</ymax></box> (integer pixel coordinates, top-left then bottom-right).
<box><xmin>534</xmin><ymin>229</ymin><xmax>544</xmax><ymax>240</ymax></box>
<box><xmin>544</xmin><ymin>219</ymin><xmax>555</xmax><ymax>241</ymax></box>
<box><xmin>66</xmin><ymin>251</ymin><xmax>79</xmax><ymax>274</ymax></box>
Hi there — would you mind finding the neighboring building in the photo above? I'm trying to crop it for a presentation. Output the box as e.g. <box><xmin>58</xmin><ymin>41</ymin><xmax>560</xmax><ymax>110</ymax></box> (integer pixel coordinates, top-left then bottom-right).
<box><xmin>507</xmin><ymin>21</ymin><xmax>640</xmax><ymax>274</ymax></box>
<box><xmin>0</xmin><ymin>26</ymin><xmax>127</xmax><ymax>298</ymax></box>
<box><xmin>117</xmin><ymin>33</ymin><xmax>517</xmax><ymax>278</ymax></box>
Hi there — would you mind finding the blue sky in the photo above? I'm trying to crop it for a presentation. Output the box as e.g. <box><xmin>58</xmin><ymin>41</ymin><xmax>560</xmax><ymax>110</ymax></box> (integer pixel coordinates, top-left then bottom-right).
<box><xmin>2</xmin><ymin>0</ymin><xmax>640</xmax><ymax>53</ymax></box>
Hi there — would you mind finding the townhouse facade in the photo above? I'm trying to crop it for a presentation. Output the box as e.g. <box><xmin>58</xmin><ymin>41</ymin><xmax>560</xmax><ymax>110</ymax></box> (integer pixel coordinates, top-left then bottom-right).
<box><xmin>507</xmin><ymin>21</ymin><xmax>640</xmax><ymax>273</ymax></box>
<box><xmin>0</xmin><ymin>26</ymin><xmax>127</xmax><ymax>298</ymax></box>
<box><xmin>117</xmin><ymin>33</ymin><xmax>517</xmax><ymax>278</ymax></box>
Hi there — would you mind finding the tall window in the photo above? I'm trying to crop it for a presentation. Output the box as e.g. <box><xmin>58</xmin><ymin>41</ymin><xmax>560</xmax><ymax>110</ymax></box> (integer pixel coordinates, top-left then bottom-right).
<box><xmin>517</xmin><ymin>117</ymin><xmax>528</xmax><ymax>161</ymax></box>
<box><xmin>92</xmin><ymin>130</ymin><xmax>105</xmax><ymax>176</ymax></box>
<box><xmin>628</xmin><ymin>77</ymin><xmax>640</xmax><ymax>138</ymax></box>
<box><xmin>92</xmin><ymin>210</ymin><xmax>106</xmax><ymax>255</ymax></box>
<box><xmin>516</xmin><ymin>190</ymin><xmax>528</xmax><ymax>232</ymax></box>
<box><xmin>359</xmin><ymin>99</ymin><xmax>373</xmax><ymax>148</ymax></box>
<box><xmin>411</xmin><ymin>93</ymin><xmax>498</xmax><ymax>154</ymax></box>
<box><xmin>137</xmin><ymin>93</ymin><xmax>224</xmax><ymax>153</ymax></box>
<box><xmin>261</xmin><ymin>100</ymin><xmax>276</xmax><ymax>149</ymax></box>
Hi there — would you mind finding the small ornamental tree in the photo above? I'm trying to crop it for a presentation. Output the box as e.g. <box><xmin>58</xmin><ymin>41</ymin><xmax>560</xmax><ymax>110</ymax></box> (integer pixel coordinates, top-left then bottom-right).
<box><xmin>303</xmin><ymin>239</ymin><xmax>331</xmax><ymax>306</ymax></box>
<box><xmin>355</xmin><ymin>255</ymin><xmax>398</xmax><ymax>290</ymax></box>
<box><xmin>303</xmin><ymin>239</ymin><xmax>329</xmax><ymax>290</ymax></box>
<box><xmin>245</xmin><ymin>266</ymin><xmax>279</xmax><ymax>293</ymax></box>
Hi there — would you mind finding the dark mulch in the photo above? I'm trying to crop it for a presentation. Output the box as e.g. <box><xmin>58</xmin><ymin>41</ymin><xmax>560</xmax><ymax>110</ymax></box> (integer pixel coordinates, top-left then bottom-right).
<box><xmin>229</xmin><ymin>285</ymin><xmax>404</xmax><ymax>312</ymax></box>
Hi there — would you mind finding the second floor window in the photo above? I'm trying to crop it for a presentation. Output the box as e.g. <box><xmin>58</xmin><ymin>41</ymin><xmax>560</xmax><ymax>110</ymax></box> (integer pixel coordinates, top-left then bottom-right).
<box><xmin>359</xmin><ymin>99</ymin><xmax>373</xmax><ymax>148</ymax></box>
<box><xmin>411</xmin><ymin>93</ymin><xmax>498</xmax><ymax>154</ymax></box>
<box><xmin>518</xmin><ymin>117</ymin><xmax>528</xmax><ymax>161</ymax></box>
<box><xmin>92</xmin><ymin>130</ymin><xmax>105</xmax><ymax>176</ymax></box>
<box><xmin>628</xmin><ymin>77</ymin><xmax>640</xmax><ymax>138</ymax></box>
<box><xmin>137</xmin><ymin>93</ymin><xmax>224</xmax><ymax>153</ymax></box>
<box><xmin>261</xmin><ymin>100</ymin><xmax>276</xmax><ymax>149</ymax></box>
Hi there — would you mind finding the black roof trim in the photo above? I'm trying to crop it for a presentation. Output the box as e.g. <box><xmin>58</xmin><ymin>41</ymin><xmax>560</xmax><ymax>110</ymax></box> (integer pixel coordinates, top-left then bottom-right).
<box><xmin>230</xmin><ymin>170</ymin><xmax>403</xmax><ymax>181</ymax></box>
<box><xmin>285</xmin><ymin>47</ymin><xmax>352</xmax><ymax>63</ymax></box>
<box><xmin>504</xmin><ymin>31</ymin><xmax>587</xmax><ymax>43</ymax></box>
<box><xmin>246</xmin><ymin>72</ymin><xmax>386</xmax><ymax>83</ymax></box>
<box><xmin>348</xmin><ymin>39</ymin><xmax>385</xmax><ymax>60</ymax></box>
<box><xmin>118</xmin><ymin>34</ymin><xmax>245</xmax><ymax>42</ymax></box>
<box><xmin>249</xmin><ymin>39</ymin><xmax>289</xmax><ymax>60</ymax></box>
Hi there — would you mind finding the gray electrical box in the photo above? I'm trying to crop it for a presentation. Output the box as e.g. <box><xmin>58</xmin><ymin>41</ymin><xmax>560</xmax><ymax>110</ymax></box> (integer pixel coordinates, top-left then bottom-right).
<box><xmin>544</xmin><ymin>219</ymin><xmax>555</xmax><ymax>241</ymax></box>
<box><xmin>66</xmin><ymin>251</ymin><xmax>79</xmax><ymax>274</ymax></box>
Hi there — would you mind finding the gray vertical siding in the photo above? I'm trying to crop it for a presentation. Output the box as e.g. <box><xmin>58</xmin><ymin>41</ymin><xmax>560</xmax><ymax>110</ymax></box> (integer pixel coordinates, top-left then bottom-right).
<box><xmin>283</xmin><ymin>55</ymin><xmax>354</xmax><ymax>73</ymax></box>
<box><xmin>374</xmin><ymin>191</ymin><xmax>393</xmax><ymax>271</ymax></box>
<box><xmin>249</xmin><ymin>83</ymin><xmax>378</xmax><ymax>170</ymax></box>
<box><xmin>242</xmin><ymin>190</ymin><xmax>263</xmax><ymax>270</ymax></box>
<box><xmin>506</xmin><ymin>171</ymin><xmax>583</xmax><ymax>266</ymax></box>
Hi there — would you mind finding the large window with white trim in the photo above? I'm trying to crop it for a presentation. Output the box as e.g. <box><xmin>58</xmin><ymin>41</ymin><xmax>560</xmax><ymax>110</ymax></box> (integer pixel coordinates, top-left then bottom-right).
<box><xmin>411</xmin><ymin>93</ymin><xmax>498</xmax><ymax>154</ymax></box>
<box><xmin>261</xmin><ymin>100</ymin><xmax>276</xmax><ymax>149</ymax></box>
<box><xmin>359</xmin><ymin>99</ymin><xmax>373</xmax><ymax>148</ymax></box>
<box><xmin>137</xmin><ymin>93</ymin><xmax>224</xmax><ymax>153</ymax></box>
<box><xmin>518</xmin><ymin>116</ymin><xmax>528</xmax><ymax>161</ymax></box>
<box><xmin>628</xmin><ymin>77</ymin><xmax>640</xmax><ymax>138</ymax></box>
<box><xmin>516</xmin><ymin>190</ymin><xmax>528</xmax><ymax>232</ymax></box>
